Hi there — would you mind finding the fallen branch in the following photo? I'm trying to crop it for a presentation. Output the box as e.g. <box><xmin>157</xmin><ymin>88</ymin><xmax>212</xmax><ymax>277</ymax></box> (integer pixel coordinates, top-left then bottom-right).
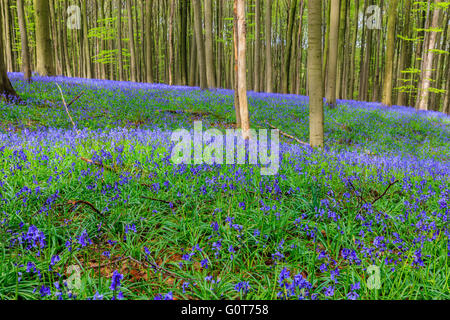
<box><xmin>56</xmin><ymin>84</ymin><xmax>84</xmax><ymax>135</ymax></box>
<box><xmin>348</xmin><ymin>180</ymin><xmax>365</xmax><ymax>205</ymax></box>
<box><xmin>91</xmin><ymin>254</ymin><xmax>187</xmax><ymax>281</ymax></box>
<box><xmin>347</xmin><ymin>179</ymin><xmax>399</xmax><ymax>213</ymax></box>
<box><xmin>371</xmin><ymin>180</ymin><xmax>399</xmax><ymax>205</ymax></box>
<box><xmin>80</xmin><ymin>157</ymin><xmax>116</xmax><ymax>173</ymax></box>
<box><xmin>68</xmin><ymin>200</ymin><xmax>102</xmax><ymax>215</ymax></box>
<box><xmin>266</xmin><ymin>122</ymin><xmax>310</xmax><ymax>146</ymax></box>
<box><xmin>141</xmin><ymin>196</ymin><xmax>175</xmax><ymax>205</ymax></box>
<box><xmin>126</xmin><ymin>255</ymin><xmax>186</xmax><ymax>281</ymax></box>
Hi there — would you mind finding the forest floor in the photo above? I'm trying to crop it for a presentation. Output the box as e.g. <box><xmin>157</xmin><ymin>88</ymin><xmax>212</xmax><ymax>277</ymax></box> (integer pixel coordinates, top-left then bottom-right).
<box><xmin>0</xmin><ymin>73</ymin><xmax>449</xmax><ymax>300</ymax></box>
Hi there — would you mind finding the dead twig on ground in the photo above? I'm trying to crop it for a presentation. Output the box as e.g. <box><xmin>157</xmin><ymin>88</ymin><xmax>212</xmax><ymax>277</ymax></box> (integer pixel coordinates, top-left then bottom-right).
<box><xmin>371</xmin><ymin>180</ymin><xmax>399</xmax><ymax>205</ymax></box>
<box><xmin>266</xmin><ymin>122</ymin><xmax>310</xmax><ymax>146</ymax></box>
<box><xmin>68</xmin><ymin>200</ymin><xmax>103</xmax><ymax>215</ymax></box>
<box><xmin>141</xmin><ymin>196</ymin><xmax>176</xmax><ymax>205</ymax></box>
<box><xmin>56</xmin><ymin>84</ymin><xmax>84</xmax><ymax>135</ymax></box>
<box><xmin>80</xmin><ymin>157</ymin><xmax>116</xmax><ymax>173</ymax></box>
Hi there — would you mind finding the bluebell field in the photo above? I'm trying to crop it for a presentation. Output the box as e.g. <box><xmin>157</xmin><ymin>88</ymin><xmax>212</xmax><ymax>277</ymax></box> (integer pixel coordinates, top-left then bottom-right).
<box><xmin>0</xmin><ymin>73</ymin><xmax>448</xmax><ymax>300</ymax></box>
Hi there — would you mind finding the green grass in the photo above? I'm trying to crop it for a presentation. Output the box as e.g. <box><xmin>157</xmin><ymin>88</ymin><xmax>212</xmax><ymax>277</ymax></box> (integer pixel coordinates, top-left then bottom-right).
<box><xmin>0</xmin><ymin>76</ymin><xmax>448</xmax><ymax>300</ymax></box>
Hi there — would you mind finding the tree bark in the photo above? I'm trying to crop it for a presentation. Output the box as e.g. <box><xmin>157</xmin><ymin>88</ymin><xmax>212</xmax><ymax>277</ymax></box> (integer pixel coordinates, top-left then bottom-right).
<box><xmin>145</xmin><ymin>0</ymin><xmax>154</xmax><ymax>83</ymax></box>
<box><xmin>168</xmin><ymin>0</ymin><xmax>175</xmax><ymax>85</ymax></box>
<box><xmin>415</xmin><ymin>0</ymin><xmax>441</xmax><ymax>111</ymax></box>
<box><xmin>193</xmin><ymin>0</ymin><xmax>207</xmax><ymax>89</ymax></box>
<box><xmin>264</xmin><ymin>0</ymin><xmax>272</xmax><ymax>93</ymax></box>
<box><xmin>308</xmin><ymin>0</ymin><xmax>324</xmax><ymax>148</ymax></box>
<box><xmin>180</xmin><ymin>0</ymin><xmax>188</xmax><ymax>85</ymax></box>
<box><xmin>295</xmin><ymin>0</ymin><xmax>305</xmax><ymax>95</ymax></box>
<box><xmin>233</xmin><ymin>0</ymin><xmax>241</xmax><ymax>127</ymax></box>
<box><xmin>116</xmin><ymin>0</ymin><xmax>124</xmax><ymax>81</ymax></box>
<box><xmin>282</xmin><ymin>0</ymin><xmax>297</xmax><ymax>94</ymax></box>
<box><xmin>253</xmin><ymin>0</ymin><xmax>261</xmax><ymax>92</ymax></box>
<box><xmin>17</xmin><ymin>0</ymin><xmax>32</xmax><ymax>82</ymax></box>
<box><xmin>81</xmin><ymin>0</ymin><xmax>92</xmax><ymax>78</ymax></box>
<box><xmin>204</xmin><ymin>0</ymin><xmax>216</xmax><ymax>88</ymax></box>
<box><xmin>0</xmin><ymin>17</ymin><xmax>19</xmax><ymax>100</ymax></box>
<box><xmin>396</xmin><ymin>0</ymin><xmax>411</xmax><ymax>106</ymax></box>
<box><xmin>34</xmin><ymin>0</ymin><xmax>55</xmax><ymax>76</ymax></box>
<box><xmin>325</xmin><ymin>0</ymin><xmax>340</xmax><ymax>107</ymax></box>
<box><xmin>235</xmin><ymin>0</ymin><xmax>250</xmax><ymax>138</ymax></box>
<box><xmin>382</xmin><ymin>0</ymin><xmax>399</xmax><ymax>106</ymax></box>
<box><xmin>126</xmin><ymin>0</ymin><xmax>137</xmax><ymax>82</ymax></box>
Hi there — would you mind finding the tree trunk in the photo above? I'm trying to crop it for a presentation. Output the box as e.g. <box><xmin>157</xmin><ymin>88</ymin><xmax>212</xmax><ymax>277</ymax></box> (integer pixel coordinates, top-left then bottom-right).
<box><xmin>295</xmin><ymin>0</ymin><xmax>305</xmax><ymax>95</ymax></box>
<box><xmin>168</xmin><ymin>0</ymin><xmax>175</xmax><ymax>85</ymax></box>
<box><xmin>382</xmin><ymin>0</ymin><xmax>399</xmax><ymax>106</ymax></box>
<box><xmin>325</xmin><ymin>0</ymin><xmax>340</xmax><ymax>107</ymax></box>
<box><xmin>253</xmin><ymin>0</ymin><xmax>261</xmax><ymax>92</ymax></box>
<box><xmin>349</xmin><ymin>0</ymin><xmax>359</xmax><ymax>99</ymax></box>
<box><xmin>282</xmin><ymin>0</ymin><xmax>297</xmax><ymax>94</ymax></box>
<box><xmin>415</xmin><ymin>0</ymin><xmax>441</xmax><ymax>111</ymax></box>
<box><xmin>34</xmin><ymin>0</ymin><xmax>55</xmax><ymax>76</ymax></box>
<box><xmin>126</xmin><ymin>0</ymin><xmax>137</xmax><ymax>82</ymax></box>
<box><xmin>396</xmin><ymin>0</ymin><xmax>411</xmax><ymax>106</ymax></box>
<box><xmin>233</xmin><ymin>0</ymin><xmax>241</xmax><ymax>127</ymax></box>
<box><xmin>189</xmin><ymin>29</ymin><xmax>198</xmax><ymax>87</ymax></box>
<box><xmin>62</xmin><ymin>0</ymin><xmax>72</xmax><ymax>77</ymax></box>
<box><xmin>116</xmin><ymin>0</ymin><xmax>124</xmax><ymax>81</ymax></box>
<box><xmin>335</xmin><ymin>0</ymin><xmax>347</xmax><ymax>99</ymax></box>
<box><xmin>179</xmin><ymin>0</ymin><xmax>188</xmax><ymax>85</ymax></box>
<box><xmin>17</xmin><ymin>0</ymin><xmax>31</xmax><ymax>82</ymax></box>
<box><xmin>81</xmin><ymin>0</ymin><xmax>92</xmax><ymax>78</ymax></box>
<box><xmin>308</xmin><ymin>0</ymin><xmax>324</xmax><ymax>148</ymax></box>
<box><xmin>145</xmin><ymin>0</ymin><xmax>154</xmax><ymax>83</ymax></box>
<box><xmin>193</xmin><ymin>0</ymin><xmax>207</xmax><ymax>89</ymax></box>
<box><xmin>265</xmin><ymin>0</ymin><xmax>272</xmax><ymax>93</ymax></box>
<box><xmin>204</xmin><ymin>0</ymin><xmax>216</xmax><ymax>88</ymax></box>
<box><xmin>3</xmin><ymin>0</ymin><xmax>13</xmax><ymax>72</ymax></box>
<box><xmin>235</xmin><ymin>0</ymin><xmax>250</xmax><ymax>138</ymax></box>
<box><xmin>49</xmin><ymin>0</ymin><xmax>61</xmax><ymax>75</ymax></box>
<box><xmin>0</xmin><ymin>17</ymin><xmax>18</xmax><ymax>100</ymax></box>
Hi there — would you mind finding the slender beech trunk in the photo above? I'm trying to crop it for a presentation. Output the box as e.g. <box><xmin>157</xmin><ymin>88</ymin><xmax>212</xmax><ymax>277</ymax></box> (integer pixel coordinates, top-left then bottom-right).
<box><xmin>189</xmin><ymin>30</ymin><xmax>198</xmax><ymax>87</ymax></box>
<box><xmin>382</xmin><ymin>0</ymin><xmax>399</xmax><ymax>106</ymax></box>
<box><xmin>253</xmin><ymin>0</ymin><xmax>261</xmax><ymax>92</ymax></box>
<box><xmin>265</xmin><ymin>0</ymin><xmax>272</xmax><ymax>93</ymax></box>
<box><xmin>34</xmin><ymin>0</ymin><xmax>55</xmax><ymax>76</ymax></box>
<box><xmin>416</xmin><ymin>0</ymin><xmax>441</xmax><ymax>110</ymax></box>
<box><xmin>235</xmin><ymin>0</ymin><xmax>250</xmax><ymax>138</ymax></box>
<box><xmin>396</xmin><ymin>0</ymin><xmax>412</xmax><ymax>106</ymax></box>
<box><xmin>17</xmin><ymin>0</ymin><xmax>31</xmax><ymax>82</ymax></box>
<box><xmin>146</xmin><ymin>0</ymin><xmax>154</xmax><ymax>83</ymax></box>
<box><xmin>282</xmin><ymin>0</ymin><xmax>297</xmax><ymax>94</ymax></box>
<box><xmin>126</xmin><ymin>0</ymin><xmax>137</xmax><ymax>82</ymax></box>
<box><xmin>325</xmin><ymin>0</ymin><xmax>340</xmax><ymax>107</ymax></box>
<box><xmin>349</xmin><ymin>0</ymin><xmax>359</xmax><ymax>99</ymax></box>
<box><xmin>0</xmin><ymin>18</ymin><xmax>18</xmax><ymax>99</ymax></box>
<box><xmin>233</xmin><ymin>0</ymin><xmax>241</xmax><ymax>127</ymax></box>
<box><xmin>205</xmin><ymin>0</ymin><xmax>216</xmax><ymax>87</ymax></box>
<box><xmin>193</xmin><ymin>0</ymin><xmax>207</xmax><ymax>89</ymax></box>
<box><xmin>81</xmin><ymin>0</ymin><xmax>91</xmax><ymax>78</ymax></box>
<box><xmin>336</xmin><ymin>0</ymin><xmax>347</xmax><ymax>99</ymax></box>
<box><xmin>308</xmin><ymin>0</ymin><xmax>324</xmax><ymax>148</ymax></box>
<box><xmin>295</xmin><ymin>1</ymin><xmax>305</xmax><ymax>95</ymax></box>
<box><xmin>180</xmin><ymin>0</ymin><xmax>188</xmax><ymax>85</ymax></box>
<box><xmin>116</xmin><ymin>0</ymin><xmax>123</xmax><ymax>81</ymax></box>
<box><xmin>168</xmin><ymin>0</ymin><xmax>175</xmax><ymax>85</ymax></box>
<box><xmin>3</xmin><ymin>0</ymin><xmax>13</xmax><ymax>72</ymax></box>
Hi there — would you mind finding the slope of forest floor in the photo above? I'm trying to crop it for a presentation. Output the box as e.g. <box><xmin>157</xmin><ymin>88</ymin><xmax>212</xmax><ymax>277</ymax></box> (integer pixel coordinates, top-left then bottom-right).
<box><xmin>0</xmin><ymin>73</ymin><xmax>449</xmax><ymax>300</ymax></box>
